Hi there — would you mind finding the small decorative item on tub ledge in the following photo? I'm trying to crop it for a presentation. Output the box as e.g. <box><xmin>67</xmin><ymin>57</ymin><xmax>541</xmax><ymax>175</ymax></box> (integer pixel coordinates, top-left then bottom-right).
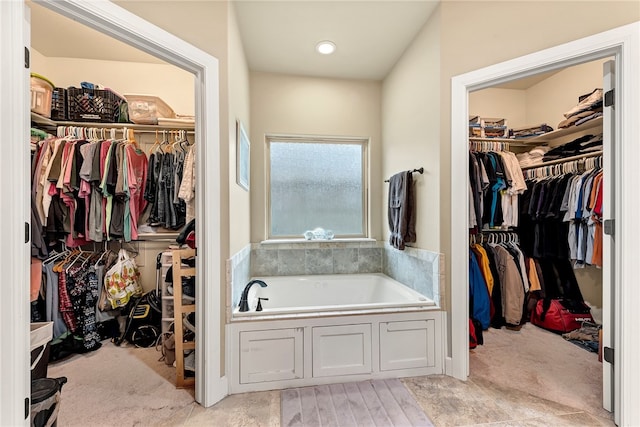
<box><xmin>303</xmin><ymin>227</ymin><xmax>334</xmax><ymax>240</ymax></box>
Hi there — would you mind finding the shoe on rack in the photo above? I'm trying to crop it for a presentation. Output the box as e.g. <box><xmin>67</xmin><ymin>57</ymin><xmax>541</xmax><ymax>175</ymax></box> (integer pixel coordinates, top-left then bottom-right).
<box><xmin>184</xmin><ymin>350</ymin><xmax>195</xmax><ymax>372</ymax></box>
<box><xmin>182</xmin><ymin>277</ymin><xmax>195</xmax><ymax>298</ymax></box>
<box><xmin>183</xmin><ymin>312</ymin><xmax>196</xmax><ymax>333</ymax></box>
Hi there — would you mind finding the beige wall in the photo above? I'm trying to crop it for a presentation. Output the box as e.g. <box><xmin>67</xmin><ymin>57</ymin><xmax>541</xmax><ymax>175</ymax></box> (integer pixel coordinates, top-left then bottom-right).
<box><xmin>526</xmin><ymin>59</ymin><xmax>610</xmax><ymax>128</ymax></box>
<box><xmin>228</xmin><ymin>3</ymin><xmax>251</xmax><ymax>256</ymax></box>
<box><xmin>249</xmin><ymin>71</ymin><xmax>382</xmax><ymax>242</ymax></box>
<box><xmin>469</xmin><ymin>88</ymin><xmax>526</xmax><ymax>130</ymax></box>
<box><xmin>31</xmin><ymin>50</ymin><xmax>195</xmax><ymax>116</ymax></box>
<box><xmin>381</xmin><ymin>6</ymin><xmax>441</xmax><ymax>252</ymax></box>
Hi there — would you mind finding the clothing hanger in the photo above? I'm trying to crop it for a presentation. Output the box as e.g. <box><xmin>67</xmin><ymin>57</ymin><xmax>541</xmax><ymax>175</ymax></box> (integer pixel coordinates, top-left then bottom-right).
<box><xmin>43</xmin><ymin>249</ymin><xmax>67</xmax><ymax>265</ymax></box>
<box><xmin>149</xmin><ymin>130</ymin><xmax>162</xmax><ymax>154</ymax></box>
<box><xmin>65</xmin><ymin>250</ymin><xmax>88</xmax><ymax>273</ymax></box>
<box><xmin>53</xmin><ymin>248</ymin><xmax>79</xmax><ymax>272</ymax></box>
<box><xmin>126</xmin><ymin>128</ymin><xmax>139</xmax><ymax>148</ymax></box>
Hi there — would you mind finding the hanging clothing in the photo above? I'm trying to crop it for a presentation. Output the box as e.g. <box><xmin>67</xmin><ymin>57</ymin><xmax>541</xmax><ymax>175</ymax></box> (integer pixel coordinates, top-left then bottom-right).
<box><xmin>30</xmin><ymin>134</ymin><xmax>151</xmax><ymax>246</ymax></box>
<box><xmin>178</xmin><ymin>145</ymin><xmax>196</xmax><ymax>223</ymax></box>
<box><xmin>469</xmin><ymin>249</ymin><xmax>491</xmax><ymax>330</ymax></box>
<box><xmin>469</xmin><ymin>150</ymin><xmax>526</xmax><ymax>232</ymax></box>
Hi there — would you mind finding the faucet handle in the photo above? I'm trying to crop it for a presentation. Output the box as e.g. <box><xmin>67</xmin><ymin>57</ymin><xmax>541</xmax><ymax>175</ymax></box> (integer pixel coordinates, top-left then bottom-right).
<box><xmin>256</xmin><ymin>297</ymin><xmax>269</xmax><ymax>312</ymax></box>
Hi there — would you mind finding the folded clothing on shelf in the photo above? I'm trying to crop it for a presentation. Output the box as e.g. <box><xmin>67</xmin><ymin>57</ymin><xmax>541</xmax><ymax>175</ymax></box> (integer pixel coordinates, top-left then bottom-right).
<box><xmin>509</xmin><ymin>123</ymin><xmax>554</xmax><ymax>139</ymax></box>
<box><xmin>542</xmin><ymin>134</ymin><xmax>602</xmax><ymax>162</ymax></box>
<box><xmin>558</xmin><ymin>88</ymin><xmax>603</xmax><ymax>129</ymax></box>
<box><xmin>516</xmin><ymin>146</ymin><xmax>551</xmax><ymax>168</ymax></box>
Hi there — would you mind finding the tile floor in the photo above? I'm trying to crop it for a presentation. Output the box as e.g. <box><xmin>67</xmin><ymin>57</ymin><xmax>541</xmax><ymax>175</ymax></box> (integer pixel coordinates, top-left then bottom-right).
<box><xmin>151</xmin><ymin>374</ymin><xmax>612</xmax><ymax>426</ymax></box>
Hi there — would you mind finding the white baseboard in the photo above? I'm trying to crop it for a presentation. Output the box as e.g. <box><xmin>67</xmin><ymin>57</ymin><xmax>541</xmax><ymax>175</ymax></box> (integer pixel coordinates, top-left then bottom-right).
<box><xmin>445</xmin><ymin>356</ymin><xmax>453</xmax><ymax>376</ymax></box>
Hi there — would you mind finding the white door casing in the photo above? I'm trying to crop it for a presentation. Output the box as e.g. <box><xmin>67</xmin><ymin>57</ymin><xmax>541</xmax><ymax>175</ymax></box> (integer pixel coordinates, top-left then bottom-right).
<box><xmin>601</xmin><ymin>60</ymin><xmax>617</xmax><ymax>420</ymax></box>
<box><xmin>0</xmin><ymin>0</ymin><xmax>31</xmax><ymax>423</ymax></box>
<box><xmin>450</xmin><ymin>22</ymin><xmax>640</xmax><ymax>425</ymax></box>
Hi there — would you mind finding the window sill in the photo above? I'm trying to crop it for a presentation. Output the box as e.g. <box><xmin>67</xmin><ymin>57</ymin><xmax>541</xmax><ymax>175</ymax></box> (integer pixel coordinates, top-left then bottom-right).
<box><xmin>260</xmin><ymin>238</ymin><xmax>376</xmax><ymax>245</ymax></box>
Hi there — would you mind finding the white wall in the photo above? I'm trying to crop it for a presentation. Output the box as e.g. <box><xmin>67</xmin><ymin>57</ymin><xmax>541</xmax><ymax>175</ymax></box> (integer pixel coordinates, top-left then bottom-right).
<box><xmin>30</xmin><ymin>48</ymin><xmax>195</xmax><ymax>116</ymax></box>
<box><xmin>249</xmin><ymin>72</ymin><xmax>382</xmax><ymax>242</ymax></box>
<box><xmin>382</xmin><ymin>6</ymin><xmax>441</xmax><ymax>252</ymax></box>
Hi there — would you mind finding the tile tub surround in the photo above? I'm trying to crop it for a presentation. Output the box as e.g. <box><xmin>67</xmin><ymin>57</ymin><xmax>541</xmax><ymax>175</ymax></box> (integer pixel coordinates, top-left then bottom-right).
<box><xmin>228</xmin><ymin>241</ymin><xmax>441</xmax><ymax>311</ymax></box>
<box><xmin>250</xmin><ymin>241</ymin><xmax>383</xmax><ymax>278</ymax></box>
<box><xmin>227</xmin><ymin>244</ymin><xmax>251</xmax><ymax>318</ymax></box>
<box><xmin>383</xmin><ymin>244</ymin><xmax>440</xmax><ymax>305</ymax></box>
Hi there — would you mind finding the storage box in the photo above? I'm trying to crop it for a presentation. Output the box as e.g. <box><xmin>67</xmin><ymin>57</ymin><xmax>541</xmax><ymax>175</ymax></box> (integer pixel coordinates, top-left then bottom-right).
<box><xmin>30</xmin><ymin>322</ymin><xmax>53</xmax><ymax>380</ymax></box>
<box><xmin>30</xmin><ymin>73</ymin><xmax>55</xmax><ymax>118</ymax></box>
<box><xmin>124</xmin><ymin>94</ymin><xmax>176</xmax><ymax>125</ymax></box>
<box><xmin>50</xmin><ymin>88</ymin><xmax>67</xmax><ymax>121</ymax></box>
<box><xmin>67</xmin><ymin>87</ymin><xmax>124</xmax><ymax>122</ymax></box>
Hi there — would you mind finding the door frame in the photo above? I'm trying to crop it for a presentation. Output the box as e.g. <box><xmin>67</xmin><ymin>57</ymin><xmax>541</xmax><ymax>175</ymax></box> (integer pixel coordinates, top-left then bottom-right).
<box><xmin>450</xmin><ymin>22</ymin><xmax>639</xmax><ymax>425</ymax></box>
<box><xmin>1</xmin><ymin>1</ymin><xmax>225</xmax><ymax>424</ymax></box>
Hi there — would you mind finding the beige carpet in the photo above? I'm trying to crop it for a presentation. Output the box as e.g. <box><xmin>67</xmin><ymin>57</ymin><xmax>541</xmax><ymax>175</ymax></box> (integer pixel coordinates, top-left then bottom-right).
<box><xmin>281</xmin><ymin>379</ymin><xmax>433</xmax><ymax>427</ymax></box>
<box><xmin>469</xmin><ymin>322</ymin><xmax>611</xmax><ymax>420</ymax></box>
<box><xmin>47</xmin><ymin>340</ymin><xmax>194</xmax><ymax>426</ymax></box>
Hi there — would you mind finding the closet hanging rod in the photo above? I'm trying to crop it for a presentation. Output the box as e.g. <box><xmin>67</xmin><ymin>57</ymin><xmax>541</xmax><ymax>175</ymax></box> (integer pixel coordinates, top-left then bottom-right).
<box><xmin>384</xmin><ymin>167</ymin><xmax>424</xmax><ymax>183</ymax></box>
<box><xmin>520</xmin><ymin>150</ymin><xmax>603</xmax><ymax>170</ymax></box>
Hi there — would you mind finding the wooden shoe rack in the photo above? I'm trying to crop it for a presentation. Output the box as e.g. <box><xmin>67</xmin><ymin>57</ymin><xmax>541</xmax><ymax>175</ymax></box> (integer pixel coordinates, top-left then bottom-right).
<box><xmin>172</xmin><ymin>247</ymin><xmax>196</xmax><ymax>388</ymax></box>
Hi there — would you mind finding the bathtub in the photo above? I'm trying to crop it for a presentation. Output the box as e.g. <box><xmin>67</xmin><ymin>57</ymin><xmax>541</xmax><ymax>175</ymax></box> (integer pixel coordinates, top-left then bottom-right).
<box><xmin>227</xmin><ymin>273</ymin><xmax>444</xmax><ymax>394</ymax></box>
<box><xmin>233</xmin><ymin>273</ymin><xmax>435</xmax><ymax>318</ymax></box>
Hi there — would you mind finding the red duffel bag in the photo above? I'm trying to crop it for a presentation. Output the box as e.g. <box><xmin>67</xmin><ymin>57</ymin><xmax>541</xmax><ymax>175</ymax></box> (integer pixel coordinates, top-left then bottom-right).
<box><xmin>530</xmin><ymin>298</ymin><xmax>594</xmax><ymax>334</ymax></box>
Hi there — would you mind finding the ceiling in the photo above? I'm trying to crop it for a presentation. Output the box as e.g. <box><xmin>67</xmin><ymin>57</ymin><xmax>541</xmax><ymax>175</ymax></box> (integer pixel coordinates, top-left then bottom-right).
<box><xmin>29</xmin><ymin>0</ymin><xmax>557</xmax><ymax>87</ymax></box>
<box><xmin>30</xmin><ymin>1</ymin><xmax>439</xmax><ymax>81</ymax></box>
<box><xmin>233</xmin><ymin>1</ymin><xmax>439</xmax><ymax>80</ymax></box>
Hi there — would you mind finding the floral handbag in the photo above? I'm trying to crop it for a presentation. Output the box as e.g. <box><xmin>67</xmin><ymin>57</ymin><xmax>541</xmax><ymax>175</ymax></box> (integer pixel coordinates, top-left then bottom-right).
<box><xmin>104</xmin><ymin>249</ymin><xmax>142</xmax><ymax>309</ymax></box>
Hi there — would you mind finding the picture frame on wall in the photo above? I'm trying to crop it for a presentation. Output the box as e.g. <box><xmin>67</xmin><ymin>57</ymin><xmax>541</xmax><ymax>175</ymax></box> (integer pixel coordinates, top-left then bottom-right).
<box><xmin>236</xmin><ymin>120</ymin><xmax>250</xmax><ymax>191</ymax></box>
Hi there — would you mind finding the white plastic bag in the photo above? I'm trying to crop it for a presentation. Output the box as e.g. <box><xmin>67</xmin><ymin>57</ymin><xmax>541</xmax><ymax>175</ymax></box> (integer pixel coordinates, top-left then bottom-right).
<box><xmin>103</xmin><ymin>249</ymin><xmax>142</xmax><ymax>309</ymax></box>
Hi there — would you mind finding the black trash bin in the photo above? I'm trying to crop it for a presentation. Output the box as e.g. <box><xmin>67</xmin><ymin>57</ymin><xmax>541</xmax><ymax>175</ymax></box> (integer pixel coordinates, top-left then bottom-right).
<box><xmin>30</xmin><ymin>377</ymin><xmax>67</xmax><ymax>427</ymax></box>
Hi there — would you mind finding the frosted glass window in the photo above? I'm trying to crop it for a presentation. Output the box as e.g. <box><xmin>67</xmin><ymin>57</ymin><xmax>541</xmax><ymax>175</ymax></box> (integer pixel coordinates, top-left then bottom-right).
<box><xmin>268</xmin><ymin>139</ymin><xmax>367</xmax><ymax>238</ymax></box>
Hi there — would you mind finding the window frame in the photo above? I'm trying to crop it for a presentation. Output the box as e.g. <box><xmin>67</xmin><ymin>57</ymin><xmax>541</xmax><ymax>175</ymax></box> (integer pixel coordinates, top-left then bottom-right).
<box><xmin>265</xmin><ymin>134</ymin><xmax>369</xmax><ymax>240</ymax></box>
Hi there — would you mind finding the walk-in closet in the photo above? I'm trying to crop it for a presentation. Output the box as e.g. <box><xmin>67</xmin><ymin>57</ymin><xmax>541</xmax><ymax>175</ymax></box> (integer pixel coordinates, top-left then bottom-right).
<box><xmin>28</xmin><ymin>2</ymin><xmax>199</xmax><ymax>421</ymax></box>
<box><xmin>467</xmin><ymin>58</ymin><xmax>610</xmax><ymax>418</ymax></box>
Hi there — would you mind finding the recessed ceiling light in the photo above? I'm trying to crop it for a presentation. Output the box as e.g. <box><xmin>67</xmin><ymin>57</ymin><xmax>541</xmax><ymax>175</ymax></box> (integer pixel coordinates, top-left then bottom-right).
<box><xmin>316</xmin><ymin>40</ymin><xmax>336</xmax><ymax>55</ymax></box>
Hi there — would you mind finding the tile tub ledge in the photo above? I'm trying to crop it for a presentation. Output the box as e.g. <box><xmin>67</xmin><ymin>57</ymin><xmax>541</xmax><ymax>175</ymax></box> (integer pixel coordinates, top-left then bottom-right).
<box><xmin>259</xmin><ymin>238</ymin><xmax>377</xmax><ymax>245</ymax></box>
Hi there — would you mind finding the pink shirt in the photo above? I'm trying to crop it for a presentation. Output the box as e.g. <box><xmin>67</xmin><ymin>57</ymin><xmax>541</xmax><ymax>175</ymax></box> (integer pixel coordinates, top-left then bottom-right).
<box><xmin>125</xmin><ymin>145</ymin><xmax>148</xmax><ymax>240</ymax></box>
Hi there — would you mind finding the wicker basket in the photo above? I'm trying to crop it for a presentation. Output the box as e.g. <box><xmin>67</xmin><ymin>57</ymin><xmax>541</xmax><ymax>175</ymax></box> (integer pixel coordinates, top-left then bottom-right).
<box><xmin>67</xmin><ymin>87</ymin><xmax>123</xmax><ymax>122</ymax></box>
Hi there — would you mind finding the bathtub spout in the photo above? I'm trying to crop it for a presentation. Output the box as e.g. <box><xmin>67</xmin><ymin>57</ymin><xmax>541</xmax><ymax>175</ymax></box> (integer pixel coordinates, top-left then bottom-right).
<box><xmin>238</xmin><ymin>280</ymin><xmax>268</xmax><ymax>312</ymax></box>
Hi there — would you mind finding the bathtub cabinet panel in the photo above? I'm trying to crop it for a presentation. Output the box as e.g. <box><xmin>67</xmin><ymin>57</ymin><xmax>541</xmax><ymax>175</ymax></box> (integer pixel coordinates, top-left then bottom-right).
<box><xmin>240</xmin><ymin>328</ymin><xmax>303</xmax><ymax>384</ymax></box>
<box><xmin>379</xmin><ymin>319</ymin><xmax>435</xmax><ymax>371</ymax></box>
<box><xmin>312</xmin><ymin>324</ymin><xmax>372</xmax><ymax>377</ymax></box>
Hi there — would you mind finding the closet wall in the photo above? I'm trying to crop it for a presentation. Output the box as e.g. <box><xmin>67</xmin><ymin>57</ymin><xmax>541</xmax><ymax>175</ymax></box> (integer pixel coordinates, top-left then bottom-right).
<box><xmin>469</xmin><ymin>59</ymin><xmax>607</xmax><ymax>311</ymax></box>
<box><xmin>31</xmin><ymin>48</ymin><xmax>195</xmax><ymax>116</ymax></box>
<box><xmin>31</xmin><ymin>48</ymin><xmax>196</xmax><ymax>292</ymax></box>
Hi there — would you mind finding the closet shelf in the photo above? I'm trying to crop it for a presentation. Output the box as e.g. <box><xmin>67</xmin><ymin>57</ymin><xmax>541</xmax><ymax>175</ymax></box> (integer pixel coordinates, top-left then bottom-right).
<box><xmin>521</xmin><ymin>150</ymin><xmax>603</xmax><ymax>170</ymax></box>
<box><xmin>136</xmin><ymin>232</ymin><xmax>180</xmax><ymax>241</ymax></box>
<box><xmin>469</xmin><ymin>116</ymin><xmax>603</xmax><ymax>146</ymax></box>
<box><xmin>514</xmin><ymin>116</ymin><xmax>603</xmax><ymax>144</ymax></box>
<box><xmin>468</xmin><ymin>136</ymin><xmax>536</xmax><ymax>148</ymax></box>
<box><xmin>31</xmin><ymin>112</ymin><xmax>195</xmax><ymax>132</ymax></box>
